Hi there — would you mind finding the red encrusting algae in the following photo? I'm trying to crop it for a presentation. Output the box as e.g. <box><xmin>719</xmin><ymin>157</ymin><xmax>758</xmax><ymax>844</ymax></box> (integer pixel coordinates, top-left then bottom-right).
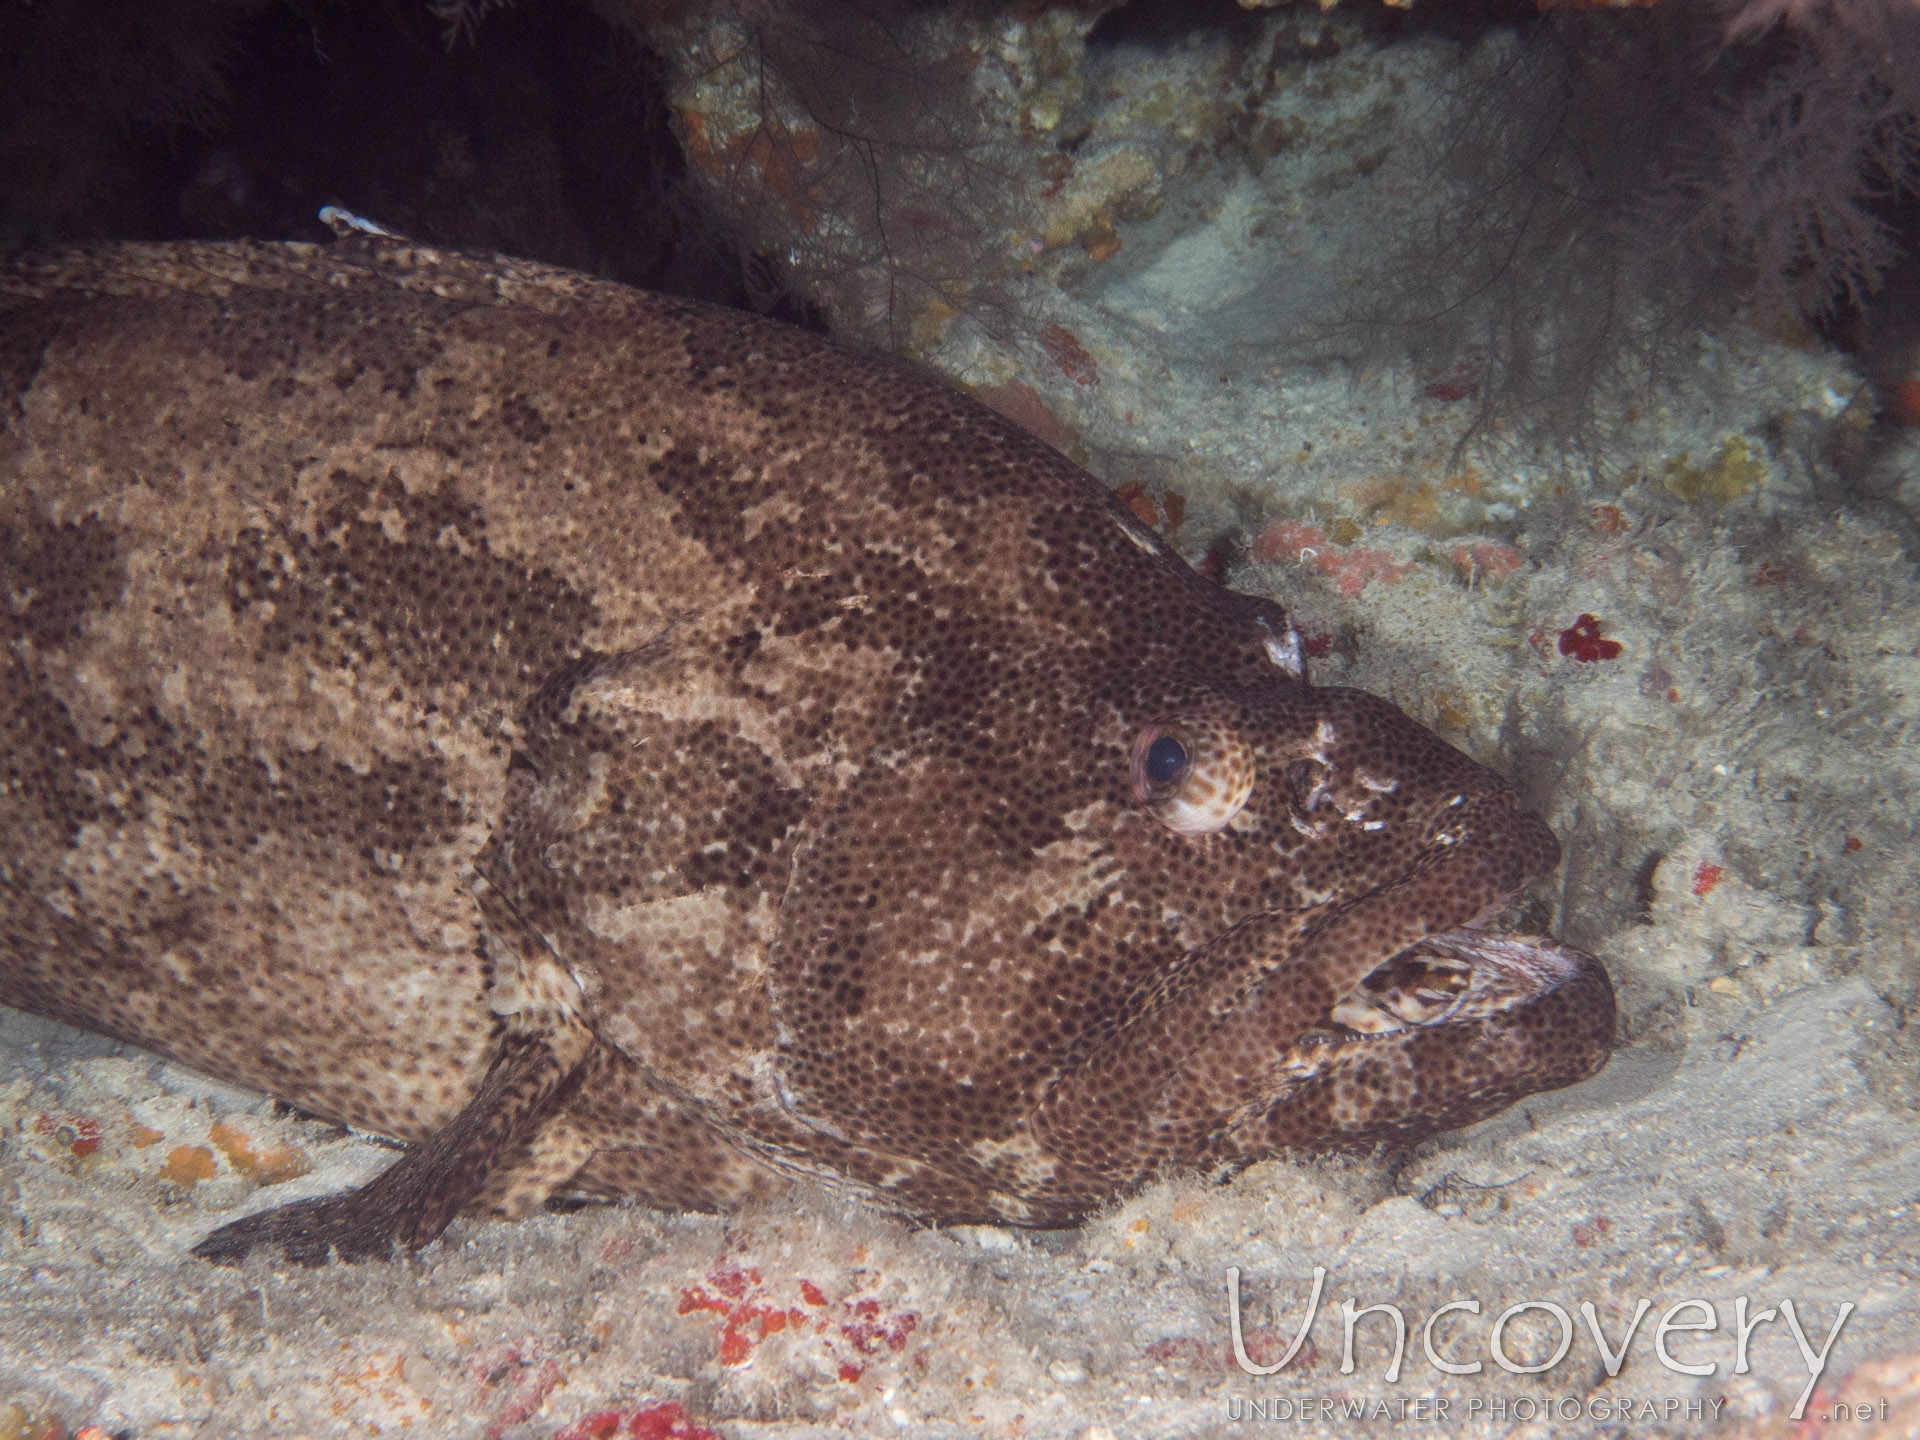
<box><xmin>1041</xmin><ymin>324</ymin><xmax>1099</xmax><ymax>387</ymax></box>
<box><xmin>1558</xmin><ymin>613</ymin><xmax>1623</xmax><ymax>662</ymax></box>
<box><xmin>1250</xmin><ymin>519</ymin><xmax>1414</xmax><ymax>597</ymax></box>
<box><xmin>675</xmin><ymin>1262</ymin><xmax>921</xmax><ymax>1379</ymax></box>
<box><xmin>551</xmin><ymin>1401</ymin><xmax>721</xmax><ymax>1440</ymax></box>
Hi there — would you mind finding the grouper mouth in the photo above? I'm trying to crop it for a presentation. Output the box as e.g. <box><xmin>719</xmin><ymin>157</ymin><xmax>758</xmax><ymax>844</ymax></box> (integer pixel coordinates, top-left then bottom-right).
<box><xmin>1331</xmin><ymin>929</ymin><xmax>1590</xmax><ymax>1035</ymax></box>
<box><xmin>1284</xmin><ymin>927</ymin><xmax>1612</xmax><ymax>1073</ymax></box>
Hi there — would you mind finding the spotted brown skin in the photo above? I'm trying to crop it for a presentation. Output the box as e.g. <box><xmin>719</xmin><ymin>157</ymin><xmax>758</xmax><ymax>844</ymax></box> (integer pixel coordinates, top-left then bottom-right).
<box><xmin>0</xmin><ymin>240</ymin><xmax>1614</xmax><ymax>1263</ymax></box>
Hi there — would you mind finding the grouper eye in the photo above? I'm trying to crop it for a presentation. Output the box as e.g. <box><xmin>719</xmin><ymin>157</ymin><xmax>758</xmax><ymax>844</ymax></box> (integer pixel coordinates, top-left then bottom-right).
<box><xmin>1130</xmin><ymin>720</ymin><xmax>1254</xmax><ymax>835</ymax></box>
<box><xmin>1144</xmin><ymin>734</ymin><xmax>1189</xmax><ymax>786</ymax></box>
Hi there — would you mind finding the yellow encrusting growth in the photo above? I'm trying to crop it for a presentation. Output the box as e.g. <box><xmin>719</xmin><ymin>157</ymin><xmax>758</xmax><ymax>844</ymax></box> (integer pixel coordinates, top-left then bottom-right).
<box><xmin>1660</xmin><ymin>435</ymin><xmax>1767</xmax><ymax>504</ymax></box>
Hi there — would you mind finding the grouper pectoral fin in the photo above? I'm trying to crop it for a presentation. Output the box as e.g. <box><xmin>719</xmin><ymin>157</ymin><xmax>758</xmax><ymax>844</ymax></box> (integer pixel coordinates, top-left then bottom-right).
<box><xmin>192</xmin><ymin>1028</ymin><xmax>592</xmax><ymax>1266</ymax></box>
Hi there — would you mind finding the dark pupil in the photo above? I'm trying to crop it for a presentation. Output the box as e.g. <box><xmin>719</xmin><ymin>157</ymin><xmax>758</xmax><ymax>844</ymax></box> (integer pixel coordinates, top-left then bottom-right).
<box><xmin>1145</xmin><ymin>735</ymin><xmax>1189</xmax><ymax>786</ymax></box>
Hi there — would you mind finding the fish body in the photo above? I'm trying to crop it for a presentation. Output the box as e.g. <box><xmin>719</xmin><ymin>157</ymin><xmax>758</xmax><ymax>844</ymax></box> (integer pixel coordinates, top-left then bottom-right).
<box><xmin>0</xmin><ymin>240</ymin><xmax>1614</xmax><ymax>1262</ymax></box>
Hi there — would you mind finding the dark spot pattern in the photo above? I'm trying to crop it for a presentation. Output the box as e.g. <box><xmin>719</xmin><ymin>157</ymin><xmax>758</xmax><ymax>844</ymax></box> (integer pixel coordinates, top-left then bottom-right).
<box><xmin>498</xmin><ymin>393</ymin><xmax>551</xmax><ymax>444</ymax></box>
<box><xmin>0</xmin><ymin>641</ymin><xmax>489</xmax><ymax>1147</ymax></box>
<box><xmin>490</xmin><ymin>693</ymin><xmax>808</xmax><ymax>927</ymax></box>
<box><xmin>2</xmin><ymin>512</ymin><xmax>124</xmax><ymax>649</ymax></box>
<box><xmin>225</xmin><ymin>471</ymin><xmax>599</xmax><ymax>702</ymax></box>
<box><xmin>0</xmin><ymin>293</ymin><xmax>75</xmax><ymax>424</ymax></box>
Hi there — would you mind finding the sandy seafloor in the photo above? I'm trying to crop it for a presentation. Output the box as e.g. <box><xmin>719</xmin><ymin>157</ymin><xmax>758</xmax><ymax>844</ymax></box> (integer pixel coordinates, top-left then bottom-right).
<box><xmin>3</xmin><ymin>10</ymin><xmax>1919</xmax><ymax>1439</ymax></box>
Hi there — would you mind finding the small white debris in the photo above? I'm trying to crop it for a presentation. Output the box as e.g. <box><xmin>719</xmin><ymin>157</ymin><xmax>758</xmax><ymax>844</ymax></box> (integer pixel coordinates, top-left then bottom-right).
<box><xmin>318</xmin><ymin>205</ymin><xmax>396</xmax><ymax>238</ymax></box>
<box><xmin>950</xmin><ymin>1224</ymin><xmax>1020</xmax><ymax>1252</ymax></box>
<box><xmin>1260</xmin><ymin>616</ymin><xmax>1304</xmax><ymax>678</ymax></box>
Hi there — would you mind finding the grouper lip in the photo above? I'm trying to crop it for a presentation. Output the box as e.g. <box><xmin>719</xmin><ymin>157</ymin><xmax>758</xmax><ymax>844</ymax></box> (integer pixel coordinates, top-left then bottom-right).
<box><xmin>1317</xmin><ymin>927</ymin><xmax>1597</xmax><ymax>1043</ymax></box>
